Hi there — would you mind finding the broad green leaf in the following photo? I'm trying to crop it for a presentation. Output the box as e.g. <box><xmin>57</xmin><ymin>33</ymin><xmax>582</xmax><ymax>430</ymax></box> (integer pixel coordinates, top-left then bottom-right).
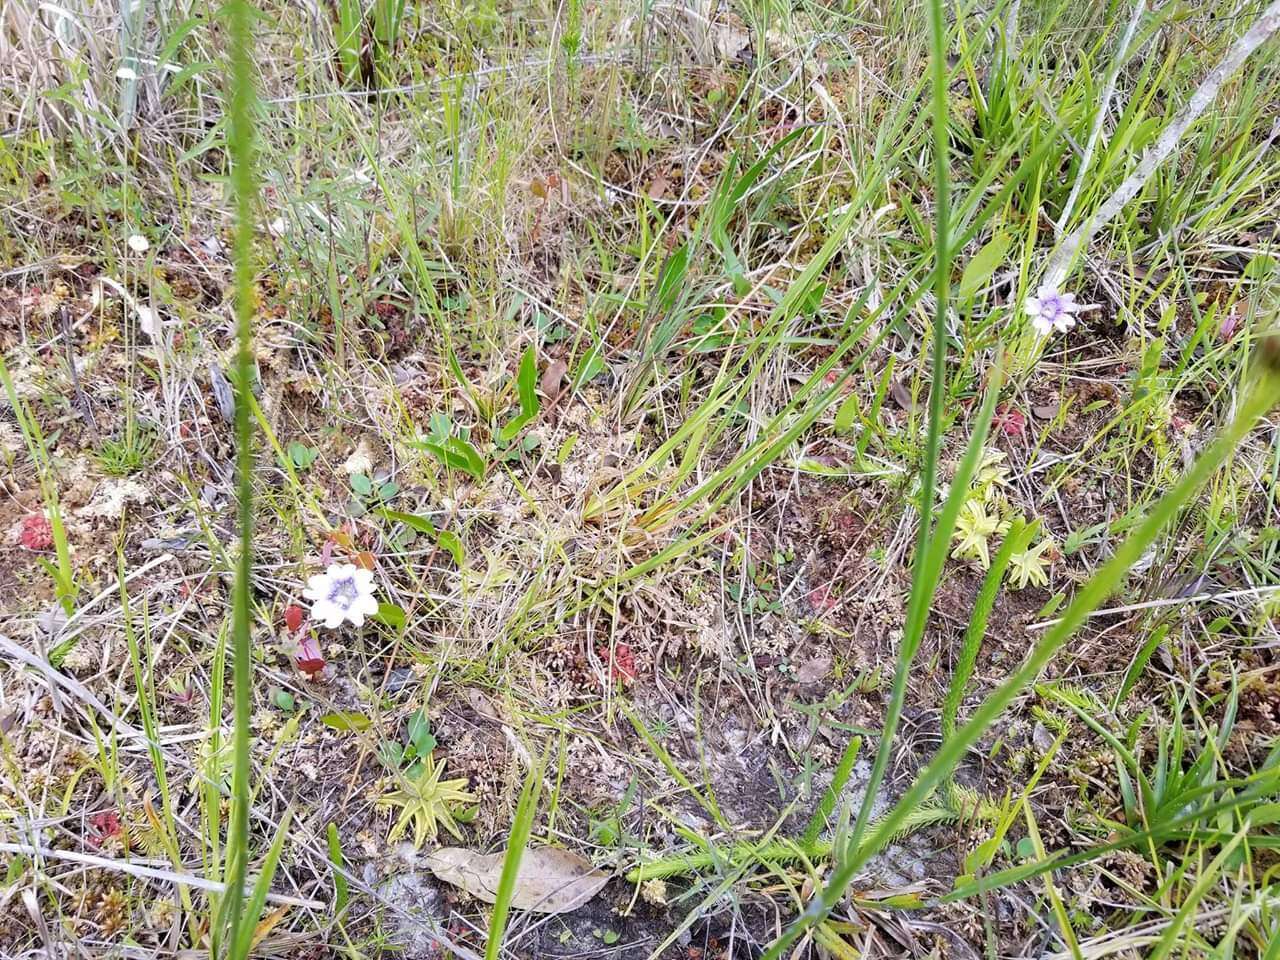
<box><xmin>516</xmin><ymin>345</ymin><xmax>538</xmax><ymax>417</ymax></box>
<box><xmin>958</xmin><ymin>232</ymin><xmax>1012</xmax><ymax>298</ymax></box>
<box><xmin>320</xmin><ymin>711</ymin><xmax>372</xmax><ymax>732</ymax></box>
<box><xmin>412</xmin><ymin>437</ymin><xmax>486</xmax><ymax>480</ymax></box>
<box><xmin>374</xmin><ymin>602</ymin><xmax>406</xmax><ymax>630</ymax></box>
<box><xmin>833</xmin><ymin>391</ymin><xmax>861</xmax><ymax>434</ymax></box>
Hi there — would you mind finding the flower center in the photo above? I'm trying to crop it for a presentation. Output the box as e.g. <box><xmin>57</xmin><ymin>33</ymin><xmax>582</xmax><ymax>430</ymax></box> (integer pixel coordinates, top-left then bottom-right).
<box><xmin>328</xmin><ymin>577</ymin><xmax>360</xmax><ymax>608</ymax></box>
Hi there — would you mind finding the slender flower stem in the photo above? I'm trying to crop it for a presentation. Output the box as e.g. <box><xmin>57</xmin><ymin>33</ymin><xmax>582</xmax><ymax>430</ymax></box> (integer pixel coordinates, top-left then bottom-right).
<box><xmin>223</xmin><ymin>0</ymin><xmax>259</xmax><ymax>953</ymax></box>
<box><xmin>843</xmin><ymin>0</ymin><xmax>954</xmax><ymax>865</ymax></box>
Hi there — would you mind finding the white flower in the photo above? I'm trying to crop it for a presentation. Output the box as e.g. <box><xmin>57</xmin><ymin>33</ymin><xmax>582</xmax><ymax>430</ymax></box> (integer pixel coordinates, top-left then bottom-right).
<box><xmin>302</xmin><ymin>563</ymin><xmax>378</xmax><ymax>629</ymax></box>
<box><xmin>1024</xmin><ymin>285</ymin><xmax>1081</xmax><ymax>336</ymax></box>
<box><xmin>127</xmin><ymin>234</ymin><xmax>149</xmax><ymax>253</ymax></box>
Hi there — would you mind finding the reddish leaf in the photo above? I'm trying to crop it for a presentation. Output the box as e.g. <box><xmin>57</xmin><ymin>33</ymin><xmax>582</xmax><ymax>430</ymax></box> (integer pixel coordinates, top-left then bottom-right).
<box><xmin>354</xmin><ymin>551</ymin><xmax>376</xmax><ymax>571</ymax></box>
<box><xmin>994</xmin><ymin>405</ymin><xmax>1026</xmax><ymax>437</ymax></box>
<box><xmin>296</xmin><ymin>634</ymin><xmax>326</xmax><ymax>678</ymax></box>
<box><xmin>284</xmin><ymin>604</ymin><xmax>305</xmax><ymax>633</ymax></box>
<box><xmin>807</xmin><ymin>585</ymin><xmax>837</xmax><ymax>612</ymax></box>
<box><xmin>87</xmin><ymin>810</ymin><xmax>122</xmax><ymax>849</ymax></box>
<box><xmin>601</xmin><ymin>643</ymin><xmax>637</xmax><ymax>684</ymax></box>
<box><xmin>18</xmin><ymin>514</ymin><xmax>54</xmax><ymax>551</ymax></box>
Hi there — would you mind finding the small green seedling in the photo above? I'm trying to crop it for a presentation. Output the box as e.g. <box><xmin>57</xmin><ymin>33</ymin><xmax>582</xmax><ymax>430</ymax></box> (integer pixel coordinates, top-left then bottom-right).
<box><xmin>287</xmin><ymin>441</ymin><xmax>319</xmax><ymax>470</ymax></box>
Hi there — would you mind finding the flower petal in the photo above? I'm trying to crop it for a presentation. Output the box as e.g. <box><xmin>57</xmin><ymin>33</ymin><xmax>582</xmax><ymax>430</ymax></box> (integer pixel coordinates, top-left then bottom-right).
<box><xmin>353</xmin><ymin>567</ymin><xmax>375</xmax><ymax>588</ymax></box>
<box><xmin>303</xmin><ymin>577</ymin><xmax>326</xmax><ymax>597</ymax></box>
<box><xmin>311</xmin><ymin>599</ymin><xmax>339</xmax><ymax>625</ymax></box>
<box><xmin>354</xmin><ymin>592</ymin><xmax>379</xmax><ymax>618</ymax></box>
<box><xmin>346</xmin><ymin>608</ymin><xmax>366</xmax><ymax>628</ymax></box>
<box><xmin>1023</xmin><ymin>297</ymin><xmax>1041</xmax><ymax>317</ymax></box>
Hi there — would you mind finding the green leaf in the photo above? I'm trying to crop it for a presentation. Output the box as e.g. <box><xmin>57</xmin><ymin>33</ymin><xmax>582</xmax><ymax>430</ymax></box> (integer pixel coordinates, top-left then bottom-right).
<box><xmin>273</xmin><ymin>689</ymin><xmax>295</xmax><ymax>713</ymax></box>
<box><xmin>327</xmin><ymin>823</ymin><xmax>349</xmax><ymax>913</ymax></box>
<box><xmin>958</xmin><ymin>232</ymin><xmax>1012</xmax><ymax>298</ymax></box>
<box><xmin>434</xmin><ymin>530</ymin><xmax>465</xmax><ymax>566</ymax></box>
<box><xmin>517</xmin><ymin>345</ymin><xmax>538</xmax><ymax>418</ymax></box>
<box><xmin>496</xmin><ymin>346</ymin><xmax>542</xmax><ymax>444</ymax></box>
<box><xmin>377</xmin><ymin>509</ymin><xmax>465</xmax><ymax>566</ymax></box>
<box><xmin>655</xmin><ymin>244</ymin><xmax>690</xmax><ymax>312</ymax></box>
<box><xmin>484</xmin><ymin>751</ymin><xmax>544</xmax><ymax>960</ymax></box>
<box><xmin>407</xmin><ymin>708</ymin><xmax>436</xmax><ymax>758</ymax></box>
<box><xmin>230</xmin><ymin>807</ymin><xmax>293</xmax><ymax>959</ymax></box>
<box><xmin>412</xmin><ymin>437</ymin><xmax>486</xmax><ymax>480</ymax></box>
<box><xmin>288</xmin><ymin>441</ymin><xmax>318</xmax><ymax>469</ymax></box>
<box><xmin>573</xmin><ymin>342</ymin><xmax>606</xmax><ymax>389</ymax></box>
<box><xmin>350</xmin><ymin>473</ymin><xmax>373</xmax><ymax>496</ymax></box>
<box><xmin>374</xmin><ymin>602</ymin><xmax>406</xmax><ymax>630</ymax></box>
<box><xmin>378</xmin><ymin>481</ymin><xmax>399</xmax><ymax>500</ymax></box>
<box><xmin>320</xmin><ymin>711</ymin><xmax>372</xmax><ymax>732</ymax></box>
<box><xmin>833</xmin><ymin>391</ymin><xmax>861</xmax><ymax>435</ymax></box>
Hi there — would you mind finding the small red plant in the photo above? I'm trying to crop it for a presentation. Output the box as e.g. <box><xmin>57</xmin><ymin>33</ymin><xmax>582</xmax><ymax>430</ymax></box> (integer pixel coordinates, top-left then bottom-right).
<box><xmin>283</xmin><ymin>604</ymin><xmax>305</xmax><ymax>633</ymax></box>
<box><xmin>601</xmin><ymin>643</ymin><xmax>637</xmax><ymax>684</ymax></box>
<box><xmin>296</xmin><ymin>633</ymin><xmax>326</xmax><ymax>678</ymax></box>
<box><xmin>994</xmin><ymin>405</ymin><xmax>1027</xmax><ymax>437</ymax></box>
<box><xmin>87</xmin><ymin>810</ymin><xmax>122</xmax><ymax>849</ymax></box>
<box><xmin>19</xmin><ymin>514</ymin><xmax>54</xmax><ymax>551</ymax></box>
<box><xmin>807</xmin><ymin>584</ymin><xmax>838</xmax><ymax>612</ymax></box>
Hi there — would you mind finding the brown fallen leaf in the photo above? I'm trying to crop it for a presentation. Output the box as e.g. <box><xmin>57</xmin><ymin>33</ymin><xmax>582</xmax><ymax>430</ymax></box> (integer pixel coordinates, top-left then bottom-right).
<box><xmin>794</xmin><ymin>657</ymin><xmax>832</xmax><ymax>685</ymax></box>
<box><xmin>467</xmin><ymin>688</ymin><xmax>505</xmax><ymax>724</ymax></box>
<box><xmin>1031</xmin><ymin>401</ymin><xmax>1060</xmax><ymax>420</ymax></box>
<box><xmin>890</xmin><ymin>380</ymin><xmax>914</xmax><ymax>411</ymax></box>
<box><xmin>540</xmin><ymin>358</ymin><xmax>569</xmax><ymax>400</ymax></box>
<box><xmin>424</xmin><ymin>846</ymin><xmax>608</xmax><ymax>914</ymax></box>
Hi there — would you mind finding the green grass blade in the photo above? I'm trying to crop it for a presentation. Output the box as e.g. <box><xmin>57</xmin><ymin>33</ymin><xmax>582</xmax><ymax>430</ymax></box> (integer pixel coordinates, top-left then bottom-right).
<box><xmin>942</xmin><ymin>518</ymin><xmax>1038</xmax><ymax>741</ymax></box>
<box><xmin>231</xmin><ymin>807</ymin><xmax>294</xmax><ymax>959</ymax></box>
<box><xmin>327</xmin><ymin>823</ymin><xmax>349</xmax><ymax>914</ymax></box>
<box><xmin>484</xmin><ymin>752</ymin><xmax>544</xmax><ymax>960</ymax></box>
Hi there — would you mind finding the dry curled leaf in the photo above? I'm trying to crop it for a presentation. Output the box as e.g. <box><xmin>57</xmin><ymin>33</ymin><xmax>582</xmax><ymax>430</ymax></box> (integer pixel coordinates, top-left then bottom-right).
<box><xmin>794</xmin><ymin>657</ymin><xmax>832</xmax><ymax>685</ymax></box>
<box><xmin>424</xmin><ymin>846</ymin><xmax>608</xmax><ymax>915</ymax></box>
<box><xmin>540</xmin><ymin>358</ymin><xmax>568</xmax><ymax>400</ymax></box>
<box><xmin>466</xmin><ymin>688</ymin><xmax>504</xmax><ymax>724</ymax></box>
<box><xmin>890</xmin><ymin>380</ymin><xmax>913</xmax><ymax>411</ymax></box>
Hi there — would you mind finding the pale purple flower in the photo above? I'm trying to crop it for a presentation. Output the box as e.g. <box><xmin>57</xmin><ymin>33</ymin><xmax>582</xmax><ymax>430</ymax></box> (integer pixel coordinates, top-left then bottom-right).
<box><xmin>1024</xmin><ymin>285</ymin><xmax>1081</xmax><ymax>336</ymax></box>
<box><xmin>302</xmin><ymin>562</ymin><xmax>378</xmax><ymax>629</ymax></box>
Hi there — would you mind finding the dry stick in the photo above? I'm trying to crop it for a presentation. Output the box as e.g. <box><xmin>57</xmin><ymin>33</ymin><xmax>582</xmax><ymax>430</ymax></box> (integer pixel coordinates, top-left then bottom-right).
<box><xmin>1026</xmin><ymin>583</ymin><xmax>1280</xmax><ymax>631</ymax></box>
<box><xmin>1043</xmin><ymin>0</ymin><xmax>1280</xmax><ymax>290</ymax></box>
<box><xmin>0</xmin><ymin>843</ymin><xmax>324</xmax><ymax>910</ymax></box>
<box><xmin>1053</xmin><ymin>0</ymin><xmax>1148</xmax><ymax>237</ymax></box>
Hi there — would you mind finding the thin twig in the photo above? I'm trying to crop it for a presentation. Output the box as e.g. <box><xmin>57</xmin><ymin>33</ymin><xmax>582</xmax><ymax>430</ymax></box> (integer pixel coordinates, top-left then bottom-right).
<box><xmin>1026</xmin><ymin>584</ymin><xmax>1280</xmax><ymax>631</ymax></box>
<box><xmin>0</xmin><ymin>842</ymin><xmax>325</xmax><ymax>909</ymax></box>
<box><xmin>1054</xmin><ymin>0</ymin><xmax>1148</xmax><ymax>236</ymax></box>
